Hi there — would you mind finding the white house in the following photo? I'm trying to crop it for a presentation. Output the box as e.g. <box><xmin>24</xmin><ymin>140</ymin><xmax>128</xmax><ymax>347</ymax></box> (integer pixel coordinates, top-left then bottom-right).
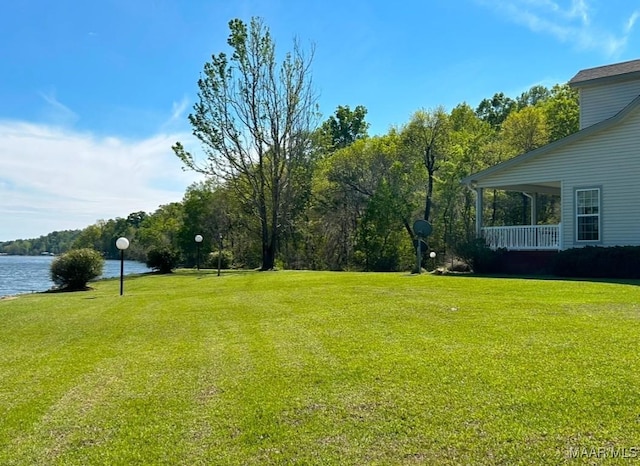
<box><xmin>462</xmin><ymin>58</ymin><xmax>640</xmax><ymax>251</ymax></box>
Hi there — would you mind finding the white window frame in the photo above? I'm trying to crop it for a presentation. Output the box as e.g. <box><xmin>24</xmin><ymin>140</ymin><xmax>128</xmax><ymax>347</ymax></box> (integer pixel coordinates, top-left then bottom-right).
<box><xmin>575</xmin><ymin>187</ymin><xmax>601</xmax><ymax>243</ymax></box>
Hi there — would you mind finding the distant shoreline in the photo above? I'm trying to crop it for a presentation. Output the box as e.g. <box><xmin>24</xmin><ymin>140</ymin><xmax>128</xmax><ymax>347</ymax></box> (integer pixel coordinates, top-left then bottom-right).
<box><xmin>0</xmin><ymin>253</ymin><xmax>54</xmax><ymax>256</ymax></box>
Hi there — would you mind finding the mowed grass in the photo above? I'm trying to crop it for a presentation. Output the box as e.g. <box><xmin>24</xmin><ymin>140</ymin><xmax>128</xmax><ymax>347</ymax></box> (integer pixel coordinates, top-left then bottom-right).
<box><xmin>1</xmin><ymin>271</ymin><xmax>640</xmax><ymax>465</ymax></box>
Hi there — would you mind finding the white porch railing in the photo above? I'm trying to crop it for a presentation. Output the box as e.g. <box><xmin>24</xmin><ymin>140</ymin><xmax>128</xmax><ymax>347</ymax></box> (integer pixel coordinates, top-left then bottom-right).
<box><xmin>481</xmin><ymin>224</ymin><xmax>561</xmax><ymax>251</ymax></box>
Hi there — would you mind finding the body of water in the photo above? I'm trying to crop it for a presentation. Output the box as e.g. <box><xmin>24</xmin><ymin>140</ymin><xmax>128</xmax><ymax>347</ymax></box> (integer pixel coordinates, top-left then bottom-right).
<box><xmin>0</xmin><ymin>255</ymin><xmax>151</xmax><ymax>297</ymax></box>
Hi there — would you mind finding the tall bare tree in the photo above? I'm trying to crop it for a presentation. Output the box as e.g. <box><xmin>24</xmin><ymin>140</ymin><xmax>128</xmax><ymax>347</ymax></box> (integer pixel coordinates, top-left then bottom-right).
<box><xmin>173</xmin><ymin>17</ymin><xmax>318</xmax><ymax>270</ymax></box>
<box><xmin>401</xmin><ymin>108</ymin><xmax>450</xmax><ymax>225</ymax></box>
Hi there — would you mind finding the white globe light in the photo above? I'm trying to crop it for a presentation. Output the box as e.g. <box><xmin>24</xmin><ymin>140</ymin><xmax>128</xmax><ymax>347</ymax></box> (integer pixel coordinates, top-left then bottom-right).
<box><xmin>116</xmin><ymin>237</ymin><xmax>130</xmax><ymax>250</ymax></box>
<box><xmin>429</xmin><ymin>251</ymin><xmax>436</xmax><ymax>258</ymax></box>
<box><xmin>195</xmin><ymin>234</ymin><xmax>203</xmax><ymax>243</ymax></box>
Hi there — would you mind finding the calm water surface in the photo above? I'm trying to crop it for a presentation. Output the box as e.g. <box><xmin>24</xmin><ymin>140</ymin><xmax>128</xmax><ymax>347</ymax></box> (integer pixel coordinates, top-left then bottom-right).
<box><xmin>0</xmin><ymin>255</ymin><xmax>151</xmax><ymax>297</ymax></box>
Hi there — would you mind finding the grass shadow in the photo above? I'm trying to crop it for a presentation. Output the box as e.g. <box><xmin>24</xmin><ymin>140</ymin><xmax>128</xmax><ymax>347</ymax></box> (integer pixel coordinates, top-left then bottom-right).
<box><xmin>439</xmin><ymin>270</ymin><xmax>640</xmax><ymax>287</ymax></box>
<box><xmin>42</xmin><ymin>286</ymin><xmax>96</xmax><ymax>294</ymax></box>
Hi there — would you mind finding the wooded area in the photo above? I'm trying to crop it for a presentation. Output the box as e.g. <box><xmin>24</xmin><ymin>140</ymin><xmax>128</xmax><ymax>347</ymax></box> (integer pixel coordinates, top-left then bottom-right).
<box><xmin>1</xmin><ymin>18</ymin><xmax>580</xmax><ymax>271</ymax></box>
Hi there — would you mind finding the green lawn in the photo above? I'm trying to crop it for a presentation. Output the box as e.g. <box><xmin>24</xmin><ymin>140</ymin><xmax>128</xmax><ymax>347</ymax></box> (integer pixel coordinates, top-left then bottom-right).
<box><xmin>1</xmin><ymin>270</ymin><xmax>639</xmax><ymax>465</ymax></box>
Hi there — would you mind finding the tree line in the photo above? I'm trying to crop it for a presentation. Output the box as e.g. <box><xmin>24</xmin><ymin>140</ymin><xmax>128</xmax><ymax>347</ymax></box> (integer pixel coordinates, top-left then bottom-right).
<box><xmin>0</xmin><ymin>230</ymin><xmax>81</xmax><ymax>256</ymax></box>
<box><xmin>2</xmin><ymin>18</ymin><xmax>579</xmax><ymax>271</ymax></box>
<box><xmin>169</xmin><ymin>17</ymin><xmax>578</xmax><ymax>271</ymax></box>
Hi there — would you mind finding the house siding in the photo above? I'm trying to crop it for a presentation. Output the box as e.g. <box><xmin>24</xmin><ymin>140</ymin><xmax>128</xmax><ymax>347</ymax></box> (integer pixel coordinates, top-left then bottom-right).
<box><xmin>579</xmin><ymin>80</ymin><xmax>640</xmax><ymax>129</ymax></box>
<box><xmin>476</xmin><ymin>106</ymin><xmax>640</xmax><ymax>249</ymax></box>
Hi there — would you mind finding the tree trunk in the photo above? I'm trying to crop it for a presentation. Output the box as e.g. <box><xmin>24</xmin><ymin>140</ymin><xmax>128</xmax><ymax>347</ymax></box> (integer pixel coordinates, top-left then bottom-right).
<box><xmin>424</xmin><ymin>170</ymin><xmax>434</xmax><ymax>221</ymax></box>
<box><xmin>262</xmin><ymin>241</ymin><xmax>276</xmax><ymax>270</ymax></box>
<box><xmin>402</xmin><ymin>218</ymin><xmax>413</xmax><ymax>240</ymax></box>
<box><xmin>258</xmin><ymin>187</ymin><xmax>274</xmax><ymax>270</ymax></box>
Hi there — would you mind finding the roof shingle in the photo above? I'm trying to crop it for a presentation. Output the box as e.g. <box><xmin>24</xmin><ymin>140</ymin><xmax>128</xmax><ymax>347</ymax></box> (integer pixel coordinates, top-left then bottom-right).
<box><xmin>569</xmin><ymin>59</ymin><xmax>640</xmax><ymax>86</ymax></box>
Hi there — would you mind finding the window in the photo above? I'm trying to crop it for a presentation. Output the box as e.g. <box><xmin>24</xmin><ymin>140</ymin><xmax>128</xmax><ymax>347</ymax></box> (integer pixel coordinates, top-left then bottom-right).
<box><xmin>576</xmin><ymin>188</ymin><xmax>600</xmax><ymax>241</ymax></box>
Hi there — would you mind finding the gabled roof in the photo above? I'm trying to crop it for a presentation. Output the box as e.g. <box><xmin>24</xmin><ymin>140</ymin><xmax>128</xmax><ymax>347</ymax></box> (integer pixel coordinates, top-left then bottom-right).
<box><xmin>461</xmin><ymin>93</ymin><xmax>640</xmax><ymax>186</ymax></box>
<box><xmin>569</xmin><ymin>58</ymin><xmax>640</xmax><ymax>88</ymax></box>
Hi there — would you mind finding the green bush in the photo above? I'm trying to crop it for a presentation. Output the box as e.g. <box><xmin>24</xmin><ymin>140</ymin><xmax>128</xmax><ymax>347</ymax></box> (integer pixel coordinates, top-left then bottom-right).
<box><xmin>205</xmin><ymin>250</ymin><xmax>233</xmax><ymax>269</ymax></box>
<box><xmin>50</xmin><ymin>248</ymin><xmax>105</xmax><ymax>291</ymax></box>
<box><xmin>552</xmin><ymin>246</ymin><xmax>640</xmax><ymax>278</ymax></box>
<box><xmin>454</xmin><ymin>238</ymin><xmax>505</xmax><ymax>274</ymax></box>
<box><xmin>146</xmin><ymin>247</ymin><xmax>181</xmax><ymax>274</ymax></box>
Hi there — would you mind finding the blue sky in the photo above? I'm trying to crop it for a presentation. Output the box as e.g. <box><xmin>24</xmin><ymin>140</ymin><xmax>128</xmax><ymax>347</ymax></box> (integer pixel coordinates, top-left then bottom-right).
<box><xmin>1</xmin><ymin>0</ymin><xmax>639</xmax><ymax>241</ymax></box>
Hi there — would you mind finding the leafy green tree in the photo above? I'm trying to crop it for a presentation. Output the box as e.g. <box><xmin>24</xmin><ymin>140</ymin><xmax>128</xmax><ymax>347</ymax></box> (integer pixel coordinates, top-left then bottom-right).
<box><xmin>173</xmin><ymin>17</ymin><xmax>318</xmax><ymax>270</ymax></box>
<box><xmin>542</xmin><ymin>84</ymin><xmax>579</xmax><ymax>142</ymax></box>
<box><xmin>440</xmin><ymin>104</ymin><xmax>495</xmax><ymax>252</ymax></box>
<box><xmin>126</xmin><ymin>211</ymin><xmax>148</xmax><ymax>228</ymax></box>
<box><xmin>100</xmin><ymin>217</ymin><xmax>133</xmax><ymax>259</ymax></box>
<box><xmin>178</xmin><ymin>181</ymin><xmax>231</xmax><ymax>267</ymax></box>
<box><xmin>137</xmin><ymin>203</ymin><xmax>184</xmax><ymax>253</ymax></box>
<box><xmin>517</xmin><ymin>85</ymin><xmax>551</xmax><ymax>109</ymax></box>
<box><xmin>501</xmin><ymin>105</ymin><xmax>550</xmax><ymax>224</ymax></box>
<box><xmin>309</xmin><ymin>139</ymin><xmax>373</xmax><ymax>269</ymax></box>
<box><xmin>73</xmin><ymin>218</ymin><xmax>140</xmax><ymax>260</ymax></box>
<box><xmin>72</xmin><ymin>224</ymin><xmax>103</xmax><ymax>251</ymax></box>
<box><xmin>316</xmin><ymin>105</ymin><xmax>369</xmax><ymax>152</ymax></box>
<box><xmin>312</xmin><ymin>133</ymin><xmax>418</xmax><ymax>270</ymax></box>
<box><xmin>354</xmin><ymin>178</ymin><xmax>413</xmax><ymax>271</ymax></box>
<box><xmin>291</xmin><ymin>104</ymin><xmax>371</xmax><ymax>269</ymax></box>
<box><xmin>217</xmin><ymin>175</ymin><xmax>264</xmax><ymax>269</ymax></box>
<box><xmin>400</xmin><ymin>108</ymin><xmax>450</xmax><ymax>224</ymax></box>
<box><xmin>501</xmin><ymin>105</ymin><xmax>548</xmax><ymax>154</ymax></box>
<box><xmin>475</xmin><ymin>92</ymin><xmax>516</xmax><ymax>129</ymax></box>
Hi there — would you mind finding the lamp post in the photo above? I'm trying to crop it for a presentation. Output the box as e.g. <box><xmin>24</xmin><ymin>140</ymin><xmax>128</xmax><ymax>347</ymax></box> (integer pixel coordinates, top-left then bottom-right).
<box><xmin>115</xmin><ymin>237</ymin><xmax>130</xmax><ymax>296</ymax></box>
<box><xmin>195</xmin><ymin>234</ymin><xmax>203</xmax><ymax>270</ymax></box>
<box><xmin>429</xmin><ymin>251</ymin><xmax>436</xmax><ymax>271</ymax></box>
<box><xmin>217</xmin><ymin>233</ymin><xmax>223</xmax><ymax>277</ymax></box>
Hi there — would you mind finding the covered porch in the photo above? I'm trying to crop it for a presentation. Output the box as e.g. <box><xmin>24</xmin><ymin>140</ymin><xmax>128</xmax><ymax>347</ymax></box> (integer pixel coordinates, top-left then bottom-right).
<box><xmin>473</xmin><ymin>182</ymin><xmax>562</xmax><ymax>251</ymax></box>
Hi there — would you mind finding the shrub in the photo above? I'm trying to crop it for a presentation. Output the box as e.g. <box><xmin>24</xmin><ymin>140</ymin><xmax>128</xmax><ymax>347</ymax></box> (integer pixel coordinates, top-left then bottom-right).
<box><xmin>552</xmin><ymin>246</ymin><xmax>640</xmax><ymax>278</ymax></box>
<box><xmin>205</xmin><ymin>250</ymin><xmax>233</xmax><ymax>269</ymax></box>
<box><xmin>454</xmin><ymin>238</ymin><xmax>505</xmax><ymax>274</ymax></box>
<box><xmin>50</xmin><ymin>248</ymin><xmax>105</xmax><ymax>291</ymax></box>
<box><xmin>146</xmin><ymin>247</ymin><xmax>181</xmax><ymax>274</ymax></box>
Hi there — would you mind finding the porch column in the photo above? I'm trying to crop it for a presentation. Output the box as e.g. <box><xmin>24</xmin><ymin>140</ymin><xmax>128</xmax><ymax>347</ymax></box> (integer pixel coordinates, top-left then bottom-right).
<box><xmin>529</xmin><ymin>192</ymin><xmax>537</xmax><ymax>225</ymax></box>
<box><xmin>475</xmin><ymin>187</ymin><xmax>484</xmax><ymax>236</ymax></box>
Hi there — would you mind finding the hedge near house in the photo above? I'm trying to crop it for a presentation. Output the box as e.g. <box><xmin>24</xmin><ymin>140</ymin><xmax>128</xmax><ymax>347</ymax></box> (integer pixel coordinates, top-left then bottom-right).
<box><xmin>552</xmin><ymin>246</ymin><xmax>640</xmax><ymax>279</ymax></box>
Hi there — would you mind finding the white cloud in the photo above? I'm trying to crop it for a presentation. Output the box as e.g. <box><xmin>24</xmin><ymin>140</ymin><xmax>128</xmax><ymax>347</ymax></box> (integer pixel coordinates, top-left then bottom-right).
<box><xmin>162</xmin><ymin>97</ymin><xmax>190</xmax><ymax>129</ymax></box>
<box><xmin>625</xmin><ymin>10</ymin><xmax>640</xmax><ymax>34</ymax></box>
<box><xmin>0</xmin><ymin>121</ymin><xmax>203</xmax><ymax>241</ymax></box>
<box><xmin>566</xmin><ymin>0</ymin><xmax>589</xmax><ymax>25</ymax></box>
<box><xmin>476</xmin><ymin>0</ymin><xmax>638</xmax><ymax>58</ymax></box>
<box><xmin>38</xmin><ymin>90</ymin><xmax>79</xmax><ymax>126</ymax></box>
